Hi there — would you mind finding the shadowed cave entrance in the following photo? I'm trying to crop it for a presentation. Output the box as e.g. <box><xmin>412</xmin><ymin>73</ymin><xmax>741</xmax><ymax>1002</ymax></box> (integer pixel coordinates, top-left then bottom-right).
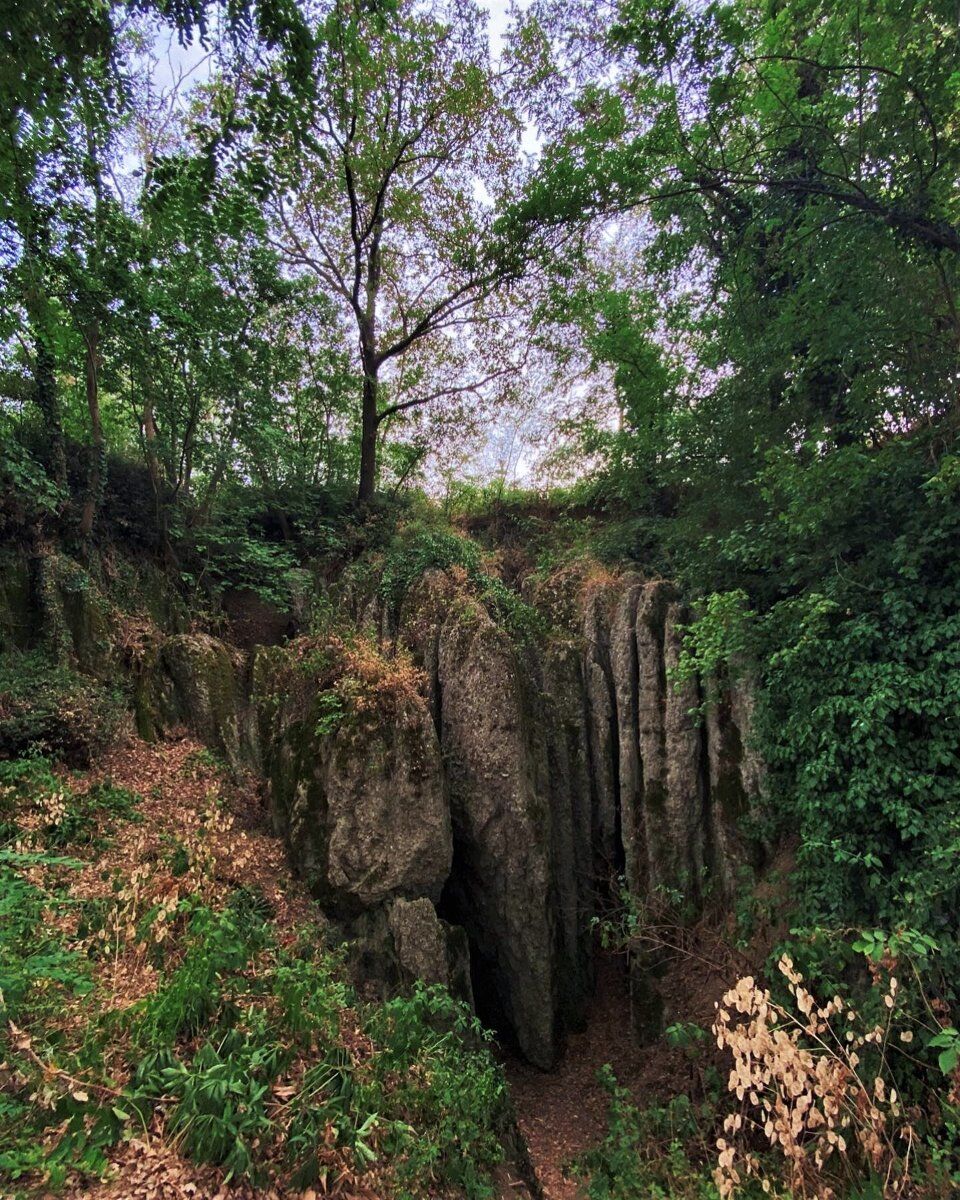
<box><xmin>436</xmin><ymin>841</ymin><xmax>526</xmax><ymax>1055</ymax></box>
<box><xmin>435</xmin><ymin>793</ymin><xmax>634</xmax><ymax>1069</ymax></box>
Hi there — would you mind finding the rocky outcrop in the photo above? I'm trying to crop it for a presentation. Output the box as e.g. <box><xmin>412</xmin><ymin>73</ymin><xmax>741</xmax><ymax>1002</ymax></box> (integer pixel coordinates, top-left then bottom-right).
<box><xmin>577</xmin><ymin>575</ymin><xmax>764</xmax><ymax>1040</ymax></box>
<box><xmin>255</xmin><ymin>646</ymin><xmax>451</xmax><ymax>915</ymax></box>
<box><xmin>706</xmin><ymin>668</ymin><xmax>765</xmax><ymax>895</ymax></box>
<box><xmin>156</xmin><ymin>634</ymin><xmax>248</xmax><ymax>767</ymax></box>
<box><xmin>434</xmin><ymin>596</ymin><xmax>561</xmax><ymax>1068</ymax></box>
<box><xmin>541</xmin><ymin>639</ymin><xmax>595</xmax><ymax>1033</ymax></box>
<box><xmin>3</xmin><ymin>544</ymin><xmax>763</xmax><ymax>1067</ymax></box>
<box><xmin>388</xmin><ymin>896</ymin><xmax>474</xmax><ymax>1002</ymax></box>
<box><xmin>390</xmin><ymin>566</ymin><xmax>765</xmax><ymax>1062</ymax></box>
<box><xmin>582</xmin><ymin>587</ymin><xmax>620</xmax><ymax>883</ymax></box>
<box><xmin>605</xmin><ymin>578</ymin><xmax>708</xmax><ymax>901</ymax></box>
<box><xmin>579</xmin><ymin>576</ymin><xmax>764</xmax><ymax>907</ymax></box>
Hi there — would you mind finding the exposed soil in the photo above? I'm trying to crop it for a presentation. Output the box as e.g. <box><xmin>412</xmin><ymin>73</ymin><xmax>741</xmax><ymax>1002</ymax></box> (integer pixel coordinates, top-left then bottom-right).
<box><xmin>504</xmin><ymin>909</ymin><xmax>781</xmax><ymax>1200</ymax></box>
<box><xmin>505</xmin><ymin>953</ymin><xmax>644</xmax><ymax>1200</ymax></box>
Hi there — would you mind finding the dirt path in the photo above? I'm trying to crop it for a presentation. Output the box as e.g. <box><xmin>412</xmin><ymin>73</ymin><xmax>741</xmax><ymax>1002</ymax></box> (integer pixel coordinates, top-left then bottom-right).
<box><xmin>504</xmin><ymin>954</ymin><xmax>647</xmax><ymax>1200</ymax></box>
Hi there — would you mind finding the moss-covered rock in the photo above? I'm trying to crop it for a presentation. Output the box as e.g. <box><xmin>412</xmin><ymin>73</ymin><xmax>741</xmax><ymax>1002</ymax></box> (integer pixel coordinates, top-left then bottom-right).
<box><xmin>0</xmin><ymin>554</ymin><xmax>33</xmax><ymax>653</ymax></box>
<box><xmin>156</xmin><ymin>633</ymin><xmax>247</xmax><ymax>768</ymax></box>
<box><xmin>52</xmin><ymin>556</ymin><xmax>116</xmax><ymax>679</ymax></box>
<box><xmin>255</xmin><ymin>638</ymin><xmax>451</xmax><ymax>914</ymax></box>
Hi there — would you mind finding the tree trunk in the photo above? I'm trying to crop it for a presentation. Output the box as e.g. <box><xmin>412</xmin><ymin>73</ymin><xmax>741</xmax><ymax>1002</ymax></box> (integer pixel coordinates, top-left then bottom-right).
<box><xmin>357</xmin><ymin>369</ymin><xmax>379</xmax><ymax>503</ymax></box>
<box><xmin>17</xmin><ymin>165</ymin><xmax>67</xmax><ymax>491</ymax></box>
<box><xmin>143</xmin><ymin>391</ymin><xmax>177</xmax><ymax>568</ymax></box>
<box><xmin>79</xmin><ymin>86</ymin><xmax>106</xmax><ymax>540</ymax></box>
<box><xmin>79</xmin><ymin>319</ymin><xmax>103</xmax><ymax>539</ymax></box>
<box><xmin>33</xmin><ymin>329</ymin><xmax>67</xmax><ymax>490</ymax></box>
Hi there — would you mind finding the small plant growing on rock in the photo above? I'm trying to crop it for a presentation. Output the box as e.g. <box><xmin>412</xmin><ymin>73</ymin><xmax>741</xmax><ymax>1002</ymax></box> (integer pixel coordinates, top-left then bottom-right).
<box><xmin>265</xmin><ymin>633</ymin><xmax>429</xmax><ymax>740</ymax></box>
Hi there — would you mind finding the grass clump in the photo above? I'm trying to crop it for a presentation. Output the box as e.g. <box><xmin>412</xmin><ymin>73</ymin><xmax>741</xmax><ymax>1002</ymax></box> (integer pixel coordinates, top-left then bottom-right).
<box><xmin>379</xmin><ymin>524</ymin><xmax>547</xmax><ymax>645</ymax></box>
<box><xmin>573</xmin><ymin>1064</ymin><xmax>723</xmax><ymax>1200</ymax></box>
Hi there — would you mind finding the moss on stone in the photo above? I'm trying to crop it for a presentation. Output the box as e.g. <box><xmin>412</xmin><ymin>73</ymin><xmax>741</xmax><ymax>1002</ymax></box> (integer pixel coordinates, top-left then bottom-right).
<box><xmin>159</xmin><ymin>634</ymin><xmax>243</xmax><ymax>767</ymax></box>
<box><xmin>54</xmin><ymin>559</ymin><xmax>115</xmax><ymax>679</ymax></box>
<box><xmin>642</xmin><ymin>778</ymin><xmax>668</xmax><ymax>813</ymax></box>
<box><xmin>0</xmin><ymin>555</ymin><xmax>33</xmax><ymax>652</ymax></box>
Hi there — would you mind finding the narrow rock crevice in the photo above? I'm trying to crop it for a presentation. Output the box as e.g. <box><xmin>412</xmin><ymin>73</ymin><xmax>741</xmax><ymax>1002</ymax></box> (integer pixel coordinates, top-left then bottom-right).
<box><xmin>117</xmin><ymin>565</ymin><xmax>765</xmax><ymax>1069</ymax></box>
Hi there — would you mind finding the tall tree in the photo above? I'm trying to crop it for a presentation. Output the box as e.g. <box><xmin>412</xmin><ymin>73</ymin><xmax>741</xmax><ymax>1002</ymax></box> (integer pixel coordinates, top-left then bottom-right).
<box><xmin>263</xmin><ymin>0</ymin><xmax>526</xmax><ymax>501</ymax></box>
<box><xmin>512</xmin><ymin>0</ymin><xmax>960</xmax><ymax>536</ymax></box>
<box><xmin>0</xmin><ymin>0</ymin><xmax>313</xmax><ymax>519</ymax></box>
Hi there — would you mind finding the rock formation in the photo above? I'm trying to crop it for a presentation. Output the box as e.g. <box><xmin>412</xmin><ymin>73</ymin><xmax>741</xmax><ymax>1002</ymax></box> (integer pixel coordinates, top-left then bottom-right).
<box><xmin>197</xmin><ymin>567</ymin><xmax>763</xmax><ymax>1063</ymax></box>
<box><xmin>2</xmin><ymin>547</ymin><xmax>763</xmax><ymax>1066</ymax></box>
<box><xmin>432</xmin><ymin>596</ymin><xmax>561</xmax><ymax>1068</ymax></box>
<box><xmin>254</xmin><ymin>646</ymin><xmax>452</xmax><ymax>914</ymax></box>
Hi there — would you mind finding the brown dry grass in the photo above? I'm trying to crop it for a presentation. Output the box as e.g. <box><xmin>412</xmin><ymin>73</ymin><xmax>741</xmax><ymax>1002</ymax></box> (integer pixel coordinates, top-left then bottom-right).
<box><xmin>714</xmin><ymin>956</ymin><xmax>921</xmax><ymax>1200</ymax></box>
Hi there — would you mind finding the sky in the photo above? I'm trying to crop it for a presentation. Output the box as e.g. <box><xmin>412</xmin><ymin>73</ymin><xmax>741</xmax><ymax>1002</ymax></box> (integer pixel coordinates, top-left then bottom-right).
<box><xmin>485</xmin><ymin>0</ymin><xmax>513</xmax><ymax>56</ymax></box>
<box><xmin>159</xmin><ymin>0</ymin><xmax>517</xmax><ymax>84</ymax></box>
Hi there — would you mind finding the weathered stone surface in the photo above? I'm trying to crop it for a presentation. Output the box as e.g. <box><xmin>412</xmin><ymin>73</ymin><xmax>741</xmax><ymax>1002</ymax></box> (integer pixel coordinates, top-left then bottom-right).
<box><xmin>541</xmin><ymin>639</ymin><xmax>595</xmax><ymax>1030</ymax></box>
<box><xmin>388</xmin><ymin>896</ymin><xmax>474</xmax><ymax>1003</ymax></box>
<box><xmin>388</xmin><ymin>896</ymin><xmax>449</xmax><ymax>983</ymax></box>
<box><xmin>609</xmin><ymin>575</ymin><xmax>644</xmax><ymax>892</ymax></box>
<box><xmin>158</xmin><ymin>633</ymin><xmax>246</xmax><ymax>767</ymax></box>
<box><xmin>398</xmin><ymin>568</ymin><xmax>461</xmax><ymax>725</ymax></box>
<box><xmin>653</xmin><ymin>600</ymin><xmax>706</xmax><ymax>896</ymax></box>
<box><xmin>0</xmin><ymin>554</ymin><xmax>34</xmax><ymax>652</ymax></box>
<box><xmin>581</xmin><ymin>587</ymin><xmax>619</xmax><ymax>881</ymax></box>
<box><xmin>436</xmin><ymin>597</ymin><xmax>559</xmax><ymax>1069</ymax></box>
<box><xmin>322</xmin><ymin>714</ymin><xmax>449</xmax><ymax>909</ymax></box>
<box><xmin>706</xmin><ymin>667</ymin><xmax>765</xmax><ymax>895</ymax></box>
<box><xmin>54</xmin><ymin>562</ymin><xmax>116</xmax><ymax>679</ymax></box>
<box><xmin>576</xmin><ymin>574</ymin><xmax>763</xmax><ymax>1042</ymax></box>
<box><xmin>256</xmin><ymin>658</ymin><xmax>451</xmax><ymax>915</ymax></box>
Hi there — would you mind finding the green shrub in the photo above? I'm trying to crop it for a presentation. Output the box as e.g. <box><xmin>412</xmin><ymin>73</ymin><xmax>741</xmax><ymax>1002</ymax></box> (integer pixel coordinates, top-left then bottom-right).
<box><xmin>269</xmin><ymin>939</ymin><xmax>349</xmax><ymax>1044</ymax></box>
<box><xmin>379</xmin><ymin>527</ymin><xmax>483</xmax><ymax>610</ymax></box>
<box><xmin>0</xmin><ymin>653</ymin><xmax>126</xmax><ymax>765</ymax></box>
<box><xmin>133</xmin><ymin>897</ymin><xmax>271</xmax><ymax>1049</ymax></box>
<box><xmin>573</xmin><ymin>1065</ymin><xmax>722</xmax><ymax>1200</ymax></box>
<box><xmin>379</xmin><ymin>526</ymin><xmax>547</xmax><ymax>644</ymax></box>
<box><xmin>180</xmin><ymin>503</ymin><xmax>302</xmax><ymax>610</ymax></box>
<box><xmin>0</xmin><ymin>850</ymin><xmax>109</xmax><ymax>1190</ymax></box>
<box><xmin>0</xmin><ymin>421</ymin><xmax>67</xmax><ymax>535</ymax></box>
<box><xmin>151</xmin><ymin>1022</ymin><xmax>284</xmax><ymax>1183</ymax></box>
<box><xmin>674</xmin><ymin>436</ymin><xmax>960</xmax><ymax>1185</ymax></box>
<box><xmin>368</xmin><ymin>983</ymin><xmax>509</xmax><ymax>1199</ymax></box>
<box><xmin>0</xmin><ymin>851</ymin><xmax>91</xmax><ymax>1025</ymax></box>
<box><xmin>130</xmin><ymin>937</ymin><xmax>511</xmax><ymax>1197</ymax></box>
<box><xmin>284</xmin><ymin>1048</ymin><xmax>376</xmax><ymax>1187</ymax></box>
<box><xmin>680</xmin><ymin>441</ymin><xmax>960</xmax><ymax>1002</ymax></box>
<box><xmin>1</xmin><ymin>868</ymin><xmax>515</xmax><ymax>1197</ymax></box>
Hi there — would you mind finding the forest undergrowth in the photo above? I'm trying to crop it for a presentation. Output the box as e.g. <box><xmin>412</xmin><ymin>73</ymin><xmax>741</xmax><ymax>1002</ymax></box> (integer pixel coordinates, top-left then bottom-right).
<box><xmin>0</xmin><ymin>734</ymin><xmax>522</xmax><ymax>1200</ymax></box>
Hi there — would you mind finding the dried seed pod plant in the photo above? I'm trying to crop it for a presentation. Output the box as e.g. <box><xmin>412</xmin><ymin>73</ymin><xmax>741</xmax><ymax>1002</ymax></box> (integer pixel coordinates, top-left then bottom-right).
<box><xmin>713</xmin><ymin>955</ymin><xmax>917</xmax><ymax>1199</ymax></box>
